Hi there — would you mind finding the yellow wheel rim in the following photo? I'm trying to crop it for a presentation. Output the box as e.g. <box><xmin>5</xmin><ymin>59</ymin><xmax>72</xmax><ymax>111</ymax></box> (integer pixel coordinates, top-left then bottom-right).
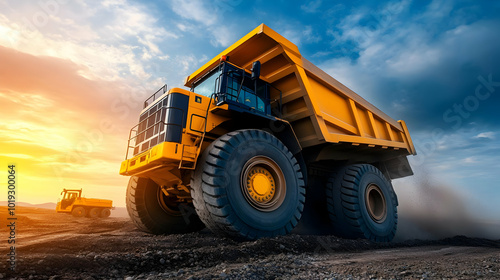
<box><xmin>241</xmin><ymin>156</ymin><xmax>286</xmax><ymax>212</ymax></box>
<box><xmin>246</xmin><ymin>166</ymin><xmax>275</xmax><ymax>203</ymax></box>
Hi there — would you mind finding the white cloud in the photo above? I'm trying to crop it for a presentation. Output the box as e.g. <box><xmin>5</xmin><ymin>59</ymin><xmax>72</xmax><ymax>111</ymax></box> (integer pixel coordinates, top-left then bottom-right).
<box><xmin>302</xmin><ymin>25</ymin><xmax>321</xmax><ymax>43</ymax></box>
<box><xmin>311</xmin><ymin>51</ymin><xmax>332</xmax><ymax>58</ymax></box>
<box><xmin>176</xmin><ymin>23</ymin><xmax>188</xmax><ymax>32</ymax></box>
<box><xmin>170</xmin><ymin>0</ymin><xmax>218</xmax><ymax>26</ymax></box>
<box><xmin>474</xmin><ymin>132</ymin><xmax>495</xmax><ymax>140</ymax></box>
<box><xmin>407</xmin><ymin>128</ymin><xmax>500</xmax><ymax>189</ymax></box>
<box><xmin>267</xmin><ymin>22</ymin><xmax>322</xmax><ymax>48</ymax></box>
<box><xmin>0</xmin><ymin>1</ymin><xmax>177</xmax><ymax>82</ymax></box>
<box><xmin>208</xmin><ymin>25</ymin><xmax>233</xmax><ymax>47</ymax></box>
<box><xmin>463</xmin><ymin>157</ymin><xmax>478</xmax><ymax>164</ymax></box>
<box><xmin>301</xmin><ymin>0</ymin><xmax>322</xmax><ymax>13</ymax></box>
<box><xmin>418</xmin><ymin>0</ymin><xmax>454</xmax><ymax>22</ymax></box>
<box><xmin>317</xmin><ymin>1</ymin><xmax>500</xmax><ymax>108</ymax></box>
<box><xmin>168</xmin><ymin>0</ymin><xmax>241</xmax><ymax>47</ymax></box>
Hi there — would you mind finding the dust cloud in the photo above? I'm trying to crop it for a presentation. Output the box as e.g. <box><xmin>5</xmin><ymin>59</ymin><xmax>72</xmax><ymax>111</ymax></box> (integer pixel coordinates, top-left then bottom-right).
<box><xmin>294</xmin><ymin>166</ymin><xmax>500</xmax><ymax>241</ymax></box>
<box><xmin>393</xmin><ymin>167</ymin><xmax>500</xmax><ymax>241</ymax></box>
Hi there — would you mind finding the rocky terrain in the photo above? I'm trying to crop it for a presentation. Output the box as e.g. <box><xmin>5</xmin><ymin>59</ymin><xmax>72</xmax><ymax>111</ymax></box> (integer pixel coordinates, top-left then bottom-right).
<box><xmin>1</xmin><ymin>207</ymin><xmax>499</xmax><ymax>279</ymax></box>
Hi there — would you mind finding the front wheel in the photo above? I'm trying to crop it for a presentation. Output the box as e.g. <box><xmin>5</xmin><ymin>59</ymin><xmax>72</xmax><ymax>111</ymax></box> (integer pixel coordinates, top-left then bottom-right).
<box><xmin>126</xmin><ymin>176</ymin><xmax>205</xmax><ymax>234</ymax></box>
<box><xmin>326</xmin><ymin>164</ymin><xmax>398</xmax><ymax>242</ymax></box>
<box><xmin>191</xmin><ymin>129</ymin><xmax>305</xmax><ymax>240</ymax></box>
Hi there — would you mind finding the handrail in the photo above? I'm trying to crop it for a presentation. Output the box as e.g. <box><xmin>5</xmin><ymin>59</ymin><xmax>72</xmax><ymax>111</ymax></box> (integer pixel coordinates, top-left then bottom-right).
<box><xmin>143</xmin><ymin>84</ymin><xmax>168</xmax><ymax>109</ymax></box>
<box><xmin>125</xmin><ymin>119</ymin><xmax>178</xmax><ymax>160</ymax></box>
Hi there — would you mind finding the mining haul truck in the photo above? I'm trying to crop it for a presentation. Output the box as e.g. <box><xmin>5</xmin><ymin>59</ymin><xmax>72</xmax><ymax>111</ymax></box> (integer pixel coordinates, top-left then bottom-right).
<box><xmin>119</xmin><ymin>24</ymin><xmax>416</xmax><ymax>242</ymax></box>
<box><xmin>56</xmin><ymin>189</ymin><xmax>113</xmax><ymax>218</ymax></box>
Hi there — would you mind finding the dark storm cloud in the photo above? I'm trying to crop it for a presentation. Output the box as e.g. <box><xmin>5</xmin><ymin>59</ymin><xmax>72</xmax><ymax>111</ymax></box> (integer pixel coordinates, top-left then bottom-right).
<box><xmin>378</xmin><ymin>20</ymin><xmax>500</xmax><ymax>132</ymax></box>
<box><xmin>313</xmin><ymin>1</ymin><xmax>500</xmax><ymax>133</ymax></box>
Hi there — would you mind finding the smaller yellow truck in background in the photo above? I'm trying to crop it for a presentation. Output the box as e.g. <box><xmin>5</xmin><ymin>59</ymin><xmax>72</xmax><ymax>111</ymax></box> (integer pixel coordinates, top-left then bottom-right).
<box><xmin>56</xmin><ymin>189</ymin><xmax>113</xmax><ymax>218</ymax></box>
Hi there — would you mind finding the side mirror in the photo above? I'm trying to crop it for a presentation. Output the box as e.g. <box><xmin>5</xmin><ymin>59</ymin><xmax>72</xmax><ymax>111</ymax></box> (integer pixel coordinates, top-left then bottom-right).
<box><xmin>251</xmin><ymin>61</ymin><xmax>261</xmax><ymax>80</ymax></box>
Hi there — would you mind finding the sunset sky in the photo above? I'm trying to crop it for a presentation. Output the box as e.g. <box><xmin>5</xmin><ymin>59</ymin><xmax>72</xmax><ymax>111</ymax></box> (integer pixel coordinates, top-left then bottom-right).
<box><xmin>1</xmin><ymin>1</ymin><xmax>499</xmax><ymax>215</ymax></box>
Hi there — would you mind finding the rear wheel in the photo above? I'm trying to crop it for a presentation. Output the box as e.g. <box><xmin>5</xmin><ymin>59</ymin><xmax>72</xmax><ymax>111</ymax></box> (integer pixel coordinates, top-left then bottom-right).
<box><xmin>126</xmin><ymin>176</ymin><xmax>205</xmax><ymax>234</ymax></box>
<box><xmin>191</xmin><ymin>129</ymin><xmax>305</xmax><ymax>240</ymax></box>
<box><xmin>100</xmin><ymin>208</ymin><xmax>111</xmax><ymax>218</ymax></box>
<box><xmin>326</xmin><ymin>164</ymin><xmax>398</xmax><ymax>242</ymax></box>
<box><xmin>72</xmin><ymin>206</ymin><xmax>86</xmax><ymax>218</ymax></box>
<box><xmin>88</xmin><ymin>208</ymin><xmax>100</xmax><ymax>218</ymax></box>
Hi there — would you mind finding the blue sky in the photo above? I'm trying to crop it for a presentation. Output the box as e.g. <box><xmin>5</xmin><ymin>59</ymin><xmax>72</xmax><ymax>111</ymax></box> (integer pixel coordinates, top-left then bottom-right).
<box><xmin>0</xmin><ymin>0</ymin><xmax>499</xmax><ymax>218</ymax></box>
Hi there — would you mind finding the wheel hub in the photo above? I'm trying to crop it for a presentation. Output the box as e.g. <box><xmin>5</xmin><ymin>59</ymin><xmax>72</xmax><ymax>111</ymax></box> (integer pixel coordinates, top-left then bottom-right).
<box><xmin>246</xmin><ymin>166</ymin><xmax>275</xmax><ymax>203</ymax></box>
<box><xmin>241</xmin><ymin>156</ymin><xmax>286</xmax><ymax>212</ymax></box>
<box><xmin>157</xmin><ymin>188</ymin><xmax>182</xmax><ymax>216</ymax></box>
<box><xmin>365</xmin><ymin>184</ymin><xmax>387</xmax><ymax>223</ymax></box>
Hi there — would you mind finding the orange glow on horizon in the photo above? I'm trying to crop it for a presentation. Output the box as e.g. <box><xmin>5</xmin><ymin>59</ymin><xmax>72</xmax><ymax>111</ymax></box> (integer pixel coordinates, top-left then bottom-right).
<box><xmin>0</xmin><ymin>46</ymin><xmax>141</xmax><ymax>207</ymax></box>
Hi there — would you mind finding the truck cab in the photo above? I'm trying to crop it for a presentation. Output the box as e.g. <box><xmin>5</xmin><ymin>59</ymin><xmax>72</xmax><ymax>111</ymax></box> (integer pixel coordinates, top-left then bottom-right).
<box><xmin>194</xmin><ymin>59</ymin><xmax>273</xmax><ymax>116</ymax></box>
<box><xmin>58</xmin><ymin>189</ymin><xmax>81</xmax><ymax>210</ymax></box>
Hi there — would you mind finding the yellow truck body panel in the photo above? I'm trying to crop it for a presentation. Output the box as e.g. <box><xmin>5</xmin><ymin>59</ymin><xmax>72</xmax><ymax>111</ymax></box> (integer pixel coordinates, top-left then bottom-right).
<box><xmin>56</xmin><ymin>198</ymin><xmax>113</xmax><ymax>213</ymax></box>
<box><xmin>185</xmin><ymin>24</ymin><xmax>416</xmax><ymax>156</ymax></box>
<box><xmin>56</xmin><ymin>188</ymin><xmax>113</xmax><ymax>214</ymax></box>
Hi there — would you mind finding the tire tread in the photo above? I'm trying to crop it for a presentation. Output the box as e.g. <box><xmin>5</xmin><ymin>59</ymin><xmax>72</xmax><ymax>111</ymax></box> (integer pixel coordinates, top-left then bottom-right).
<box><xmin>326</xmin><ymin>164</ymin><xmax>398</xmax><ymax>242</ymax></box>
<box><xmin>191</xmin><ymin>129</ymin><xmax>305</xmax><ymax>240</ymax></box>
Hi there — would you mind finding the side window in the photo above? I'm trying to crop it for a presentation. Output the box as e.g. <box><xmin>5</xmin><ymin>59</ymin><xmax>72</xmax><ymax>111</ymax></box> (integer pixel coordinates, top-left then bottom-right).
<box><xmin>225</xmin><ymin>70</ymin><xmax>266</xmax><ymax>113</ymax></box>
<box><xmin>226</xmin><ymin>73</ymin><xmax>240</xmax><ymax>101</ymax></box>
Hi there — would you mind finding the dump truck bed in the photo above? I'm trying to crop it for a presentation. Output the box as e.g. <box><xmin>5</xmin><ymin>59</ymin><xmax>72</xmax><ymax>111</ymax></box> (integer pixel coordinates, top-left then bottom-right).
<box><xmin>186</xmin><ymin>24</ymin><xmax>416</xmax><ymax>157</ymax></box>
<box><xmin>78</xmin><ymin>198</ymin><xmax>113</xmax><ymax>208</ymax></box>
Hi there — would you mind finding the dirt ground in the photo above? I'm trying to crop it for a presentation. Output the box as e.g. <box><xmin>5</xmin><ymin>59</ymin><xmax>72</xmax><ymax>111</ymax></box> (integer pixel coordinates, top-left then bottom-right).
<box><xmin>1</xmin><ymin>207</ymin><xmax>499</xmax><ymax>280</ymax></box>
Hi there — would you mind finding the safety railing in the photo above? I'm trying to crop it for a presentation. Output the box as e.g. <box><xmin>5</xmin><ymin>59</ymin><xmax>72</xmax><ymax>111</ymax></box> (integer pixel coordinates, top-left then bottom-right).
<box><xmin>124</xmin><ymin>105</ymin><xmax>185</xmax><ymax>160</ymax></box>
<box><xmin>143</xmin><ymin>84</ymin><xmax>168</xmax><ymax>109</ymax></box>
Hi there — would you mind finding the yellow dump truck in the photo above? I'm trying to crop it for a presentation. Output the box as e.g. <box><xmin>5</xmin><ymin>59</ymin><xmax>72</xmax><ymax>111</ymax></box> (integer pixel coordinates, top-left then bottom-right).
<box><xmin>56</xmin><ymin>189</ymin><xmax>113</xmax><ymax>218</ymax></box>
<box><xmin>120</xmin><ymin>24</ymin><xmax>416</xmax><ymax>241</ymax></box>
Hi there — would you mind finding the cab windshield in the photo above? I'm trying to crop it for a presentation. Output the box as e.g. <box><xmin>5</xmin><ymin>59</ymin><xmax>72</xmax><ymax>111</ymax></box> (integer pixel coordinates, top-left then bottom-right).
<box><xmin>192</xmin><ymin>69</ymin><xmax>220</xmax><ymax>97</ymax></box>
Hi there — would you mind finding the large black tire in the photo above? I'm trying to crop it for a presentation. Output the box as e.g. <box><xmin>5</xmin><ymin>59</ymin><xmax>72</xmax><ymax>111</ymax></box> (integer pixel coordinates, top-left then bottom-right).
<box><xmin>326</xmin><ymin>164</ymin><xmax>398</xmax><ymax>242</ymax></box>
<box><xmin>126</xmin><ymin>176</ymin><xmax>205</xmax><ymax>234</ymax></box>
<box><xmin>191</xmin><ymin>129</ymin><xmax>305</xmax><ymax>240</ymax></box>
